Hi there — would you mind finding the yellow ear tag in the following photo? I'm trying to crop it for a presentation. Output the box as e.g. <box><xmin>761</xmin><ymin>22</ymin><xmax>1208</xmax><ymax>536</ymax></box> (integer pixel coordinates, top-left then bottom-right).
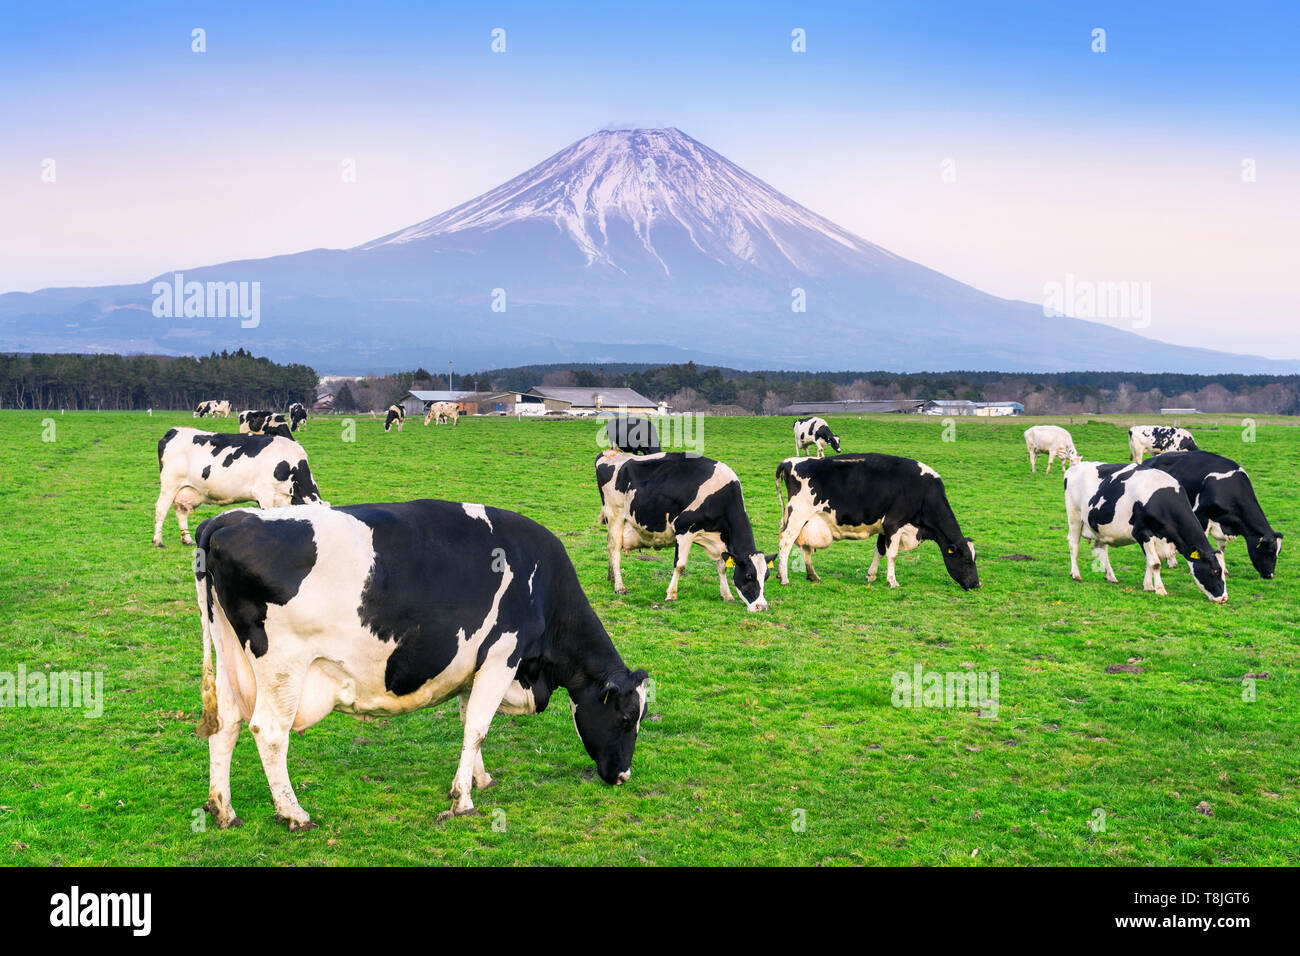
<box><xmin>766</xmin><ymin>560</ymin><xmax>774</xmax><ymax>569</ymax></box>
<box><xmin>1189</xmin><ymin>550</ymin><xmax>1200</xmax><ymax>559</ymax></box>
<box><xmin>725</xmin><ymin>557</ymin><xmax>735</xmax><ymax>568</ymax></box>
<box><xmin>947</xmin><ymin>548</ymin><xmax>954</xmax><ymax>554</ymax></box>
<box><xmin>603</xmin><ymin>690</ymin><xmax>611</xmax><ymax>705</ymax></box>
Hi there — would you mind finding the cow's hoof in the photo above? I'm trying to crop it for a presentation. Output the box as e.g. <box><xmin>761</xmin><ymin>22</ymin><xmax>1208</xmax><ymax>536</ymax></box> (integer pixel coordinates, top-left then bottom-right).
<box><xmin>153</xmin><ymin>541</ymin><xmax>164</xmax><ymax>549</ymax></box>
<box><xmin>436</xmin><ymin>806</ymin><xmax>481</xmax><ymax>822</ymax></box>
<box><xmin>614</xmin><ymin>586</ymin><xmax>628</xmax><ymax>595</ymax></box>
<box><xmin>475</xmin><ymin>777</ymin><xmax>499</xmax><ymax>791</ymax></box>
<box><xmin>288</xmin><ymin>819</ymin><xmax>318</xmax><ymax>833</ymax></box>
<box><xmin>1070</xmin><ymin>573</ymin><xmax>1082</xmax><ymax>582</ymax></box>
<box><xmin>806</xmin><ymin>574</ymin><xmax>821</xmax><ymax>583</ymax></box>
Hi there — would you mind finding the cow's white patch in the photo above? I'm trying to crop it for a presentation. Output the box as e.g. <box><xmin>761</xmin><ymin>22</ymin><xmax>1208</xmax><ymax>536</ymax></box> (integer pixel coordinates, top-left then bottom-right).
<box><xmin>917</xmin><ymin>461</ymin><xmax>939</xmax><ymax>479</ymax></box>
<box><xmin>462</xmin><ymin>503</ymin><xmax>493</xmax><ymax>531</ymax></box>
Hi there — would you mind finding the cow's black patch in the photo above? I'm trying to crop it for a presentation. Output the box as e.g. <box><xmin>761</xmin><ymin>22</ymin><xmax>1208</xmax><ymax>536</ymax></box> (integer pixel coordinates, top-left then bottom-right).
<box><xmin>158</xmin><ymin>428</ymin><xmax>178</xmax><ymax>471</ymax></box>
<box><xmin>201</xmin><ymin>465</ymin><xmax>211</xmax><ymax>480</ymax></box>
<box><xmin>273</xmin><ymin>460</ymin><xmax>291</xmax><ymax>482</ymax></box>
<box><xmin>202</xmin><ymin>513</ymin><xmax>317</xmax><ymax>657</ymax></box>
<box><xmin>606</xmin><ymin>416</ymin><xmax>661</xmax><ymax>455</ymax></box>
<box><xmin>192</xmin><ymin>431</ymin><xmax>275</xmax><ymax>462</ymax></box>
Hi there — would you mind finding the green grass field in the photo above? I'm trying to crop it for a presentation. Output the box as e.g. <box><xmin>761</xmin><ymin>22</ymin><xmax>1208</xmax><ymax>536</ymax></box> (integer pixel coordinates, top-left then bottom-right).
<box><xmin>2</xmin><ymin>409</ymin><xmax>1298</xmax><ymax>866</ymax></box>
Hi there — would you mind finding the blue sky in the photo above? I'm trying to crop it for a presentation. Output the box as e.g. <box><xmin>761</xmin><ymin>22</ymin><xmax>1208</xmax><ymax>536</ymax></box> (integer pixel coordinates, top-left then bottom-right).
<box><xmin>2</xmin><ymin>1</ymin><xmax>1297</xmax><ymax>353</ymax></box>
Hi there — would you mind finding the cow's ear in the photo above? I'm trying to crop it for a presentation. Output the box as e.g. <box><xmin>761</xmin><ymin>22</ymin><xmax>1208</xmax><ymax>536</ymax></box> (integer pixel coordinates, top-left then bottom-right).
<box><xmin>725</xmin><ymin>554</ymin><xmax>735</xmax><ymax>568</ymax></box>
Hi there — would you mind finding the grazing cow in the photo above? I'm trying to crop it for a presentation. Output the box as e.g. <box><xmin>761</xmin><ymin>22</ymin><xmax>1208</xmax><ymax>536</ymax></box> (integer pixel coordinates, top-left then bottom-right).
<box><xmin>1141</xmin><ymin>450</ymin><xmax>1283</xmax><ymax>578</ymax></box>
<box><xmin>595</xmin><ymin>450</ymin><xmax>773</xmax><ymax>610</ymax></box>
<box><xmin>288</xmin><ymin>402</ymin><xmax>307</xmax><ymax>431</ymax></box>
<box><xmin>153</xmin><ymin>427</ymin><xmax>326</xmax><ymax>547</ymax></box>
<box><xmin>194</xmin><ymin>400</ymin><xmax>214</xmax><ymax>418</ymax></box>
<box><xmin>605</xmin><ymin>415</ymin><xmax>661</xmax><ymax>455</ymax></box>
<box><xmin>1064</xmin><ymin>461</ymin><xmax>1226</xmax><ymax>602</ymax></box>
<box><xmin>793</xmin><ymin>417</ymin><xmax>841</xmax><ymax>458</ymax></box>
<box><xmin>423</xmin><ymin>401</ymin><xmax>462</xmax><ymax>426</ymax></box>
<box><xmin>775</xmin><ymin>454</ymin><xmax>979</xmax><ymax>590</ymax></box>
<box><xmin>238</xmin><ymin>409</ymin><xmax>293</xmax><ymax>439</ymax></box>
<box><xmin>1024</xmin><ymin>425</ymin><xmax>1080</xmax><ymax>475</ymax></box>
<box><xmin>384</xmin><ymin>404</ymin><xmax>406</xmax><ymax>432</ymax></box>
<box><xmin>192</xmin><ymin>499</ymin><xmax>649</xmax><ymax>829</ymax></box>
<box><xmin>1129</xmin><ymin>425</ymin><xmax>1197</xmax><ymax>463</ymax></box>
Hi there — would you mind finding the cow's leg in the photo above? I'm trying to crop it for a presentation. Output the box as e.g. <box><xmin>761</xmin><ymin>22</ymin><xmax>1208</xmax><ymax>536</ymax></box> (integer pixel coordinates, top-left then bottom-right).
<box><xmin>1095</xmin><ymin>544</ymin><xmax>1118</xmax><ymax>583</ymax></box>
<box><xmin>777</xmin><ymin>520</ymin><xmax>802</xmax><ymax>585</ymax></box>
<box><xmin>1027</xmin><ymin>445</ymin><xmax>1037</xmax><ymax>473</ymax></box>
<box><xmin>867</xmin><ymin>538</ymin><xmax>883</xmax><ymax>583</ymax></box>
<box><xmin>152</xmin><ymin>485</ymin><xmax>175</xmax><ymax>547</ymax></box>
<box><xmin>440</xmin><ymin>644</ymin><xmax>516</xmax><ymax>820</ymax></box>
<box><xmin>816</xmin><ymin>441</ymin><xmax>825</xmax><ymax>459</ymax></box>
<box><xmin>204</xmin><ymin>655</ymin><xmax>245</xmax><ymax>829</ymax></box>
<box><xmin>802</xmin><ymin>546</ymin><xmax>820</xmax><ymax>582</ymax></box>
<box><xmin>607</xmin><ymin>519</ymin><xmax>628</xmax><ymax>594</ymax></box>
<box><xmin>1045</xmin><ymin>450</ymin><xmax>1055</xmax><ymax>475</ymax></box>
<box><xmin>1067</xmin><ymin>507</ymin><xmax>1084</xmax><ymax>581</ymax></box>
<box><xmin>884</xmin><ymin>530</ymin><xmax>905</xmax><ymax>588</ymax></box>
<box><xmin>1142</xmin><ymin>540</ymin><xmax>1167</xmax><ymax>595</ymax></box>
<box><xmin>175</xmin><ymin>502</ymin><xmax>197</xmax><ymax>547</ymax></box>
<box><xmin>457</xmin><ymin>695</ymin><xmax>497</xmax><ymax>790</ymax></box>
<box><xmin>247</xmin><ymin>664</ymin><xmax>314</xmax><ymax>831</ymax></box>
<box><xmin>666</xmin><ymin>533</ymin><xmax>694</xmax><ymax>602</ymax></box>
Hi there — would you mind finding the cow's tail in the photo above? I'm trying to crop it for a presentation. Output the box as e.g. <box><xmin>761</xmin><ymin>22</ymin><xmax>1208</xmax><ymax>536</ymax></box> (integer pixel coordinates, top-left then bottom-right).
<box><xmin>775</xmin><ymin>460</ymin><xmax>792</xmax><ymax>531</ymax></box>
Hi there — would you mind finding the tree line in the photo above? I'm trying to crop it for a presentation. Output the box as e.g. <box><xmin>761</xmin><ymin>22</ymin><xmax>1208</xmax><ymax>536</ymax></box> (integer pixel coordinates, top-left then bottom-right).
<box><xmin>0</xmin><ymin>351</ymin><xmax>318</xmax><ymax>411</ymax></box>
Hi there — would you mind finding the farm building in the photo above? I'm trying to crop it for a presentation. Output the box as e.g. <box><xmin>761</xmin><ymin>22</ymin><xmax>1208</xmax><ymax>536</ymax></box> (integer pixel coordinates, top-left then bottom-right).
<box><xmin>478</xmin><ymin>391</ymin><xmax>556</xmax><ymax>416</ymax></box>
<box><xmin>1160</xmin><ymin>407</ymin><xmax>1199</xmax><ymax>414</ymax></box>
<box><xmin>922</xmin><ymin>400</ymin><xmax>1024</xmax><ymax>417</ymax></box>
<box><xmin>781</xmin><ymin>400</ymin><xmax>926</xmax><ymax>415</ymax></box>
<box><xmin>400</xmin><ymin>390</ymin><xmax>498</xmax><ymax>416</ymax></box>
<box><xmin>525</xmin><ymin>386</ymin><xmax>661</xmax><ymax>416</ymax></box>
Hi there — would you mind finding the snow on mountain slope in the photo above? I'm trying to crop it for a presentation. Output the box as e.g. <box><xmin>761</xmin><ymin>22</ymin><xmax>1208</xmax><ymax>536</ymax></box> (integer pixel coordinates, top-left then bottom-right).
<box><xmin>361</xmin><ymin>128</ymin><xmax>897</xmax><ymax>277</ymax></box>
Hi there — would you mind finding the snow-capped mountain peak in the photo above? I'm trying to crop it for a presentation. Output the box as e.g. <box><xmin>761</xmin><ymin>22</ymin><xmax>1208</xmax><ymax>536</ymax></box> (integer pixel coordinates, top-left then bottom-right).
<box><xmin>361</xmin><ymin>127</ymin><xmax>887</xmax><ymax>275</ymax></box>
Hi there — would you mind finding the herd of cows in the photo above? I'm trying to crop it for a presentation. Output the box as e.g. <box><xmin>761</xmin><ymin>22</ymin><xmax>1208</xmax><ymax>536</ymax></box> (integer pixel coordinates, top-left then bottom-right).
<box><xmin>152</xmin><ymin>404</ymin><xmax>1282</xmax><ymax>831</ymax></box>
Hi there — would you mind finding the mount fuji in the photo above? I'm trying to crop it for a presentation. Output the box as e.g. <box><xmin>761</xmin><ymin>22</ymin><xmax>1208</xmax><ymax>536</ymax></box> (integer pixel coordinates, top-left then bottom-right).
<box><xmin>1</xmin><ymin>127</ymin><xmax>1291</xmax><ymax>374</ymax></box>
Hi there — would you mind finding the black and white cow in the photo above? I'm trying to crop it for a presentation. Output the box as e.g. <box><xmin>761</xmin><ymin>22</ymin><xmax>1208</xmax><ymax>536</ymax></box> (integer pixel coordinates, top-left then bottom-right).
<box><xmin>288</xmin><ymin>402</ymin><xmax>307</xmax><ymax>431</ymax></box>
<box><xmin>793</xmin><ymin>417</ymin><xmax>841</xmax><ymax>458</ymax></box>
<box><xmin>1141</xmin><ymin>450</ymin><xmax>1282</xmax><ymax>578</ymax></box>
<box><xmin>605</xmin><ymin>415</ymin><xmax>661</xmax><ymax>455</ymax></box>
<box><xmin>775</xmin><ymin>454</ymin><xmax>979</xmax><ymax>590</ymax></box>
<box><xmin>153</xmin><ymin>427</ymin><xmax>326</xmax><ymax>547</ymax></box>
<box><xmin>1129</xmin><ymin>425</ymin><xmax>1197</xmax><ymax>463</ymax></box>
<box><xmin>384</xmin><ymin>404</ymin><xmax>406</xmax><ymax>432</ymax></box>
<box><xmin>1064</xmin><ymin>461</ymin><xmax>1226</xmax><ymax>602</ymax></box>
<box><xmin>194</xmin><ymin>400</ymin><xmax>231</xmax><ymax>418</ymax></box>
<box><xmin>238</xmin><ymin>409</ymin><xmax>293</xmax><ymax>439</ymax></box>
<box><xmin>193</xmin><ymin>499</ymin><xmax>649</xmax><ymax>829</ymax></box>
<box><xmin>595</xmin><ymin>450</ymin><xmax>773</xmax><ymax>610</ymax></box>
<box><xmin>194</xmin><ymin>400</ymin><xmax>215</xmax><ymax>418</ymax></box>
<box><xmin>1024</xmin><ymin>425</ymin><xmax>1080</xmax><ymax>475</ymax></box>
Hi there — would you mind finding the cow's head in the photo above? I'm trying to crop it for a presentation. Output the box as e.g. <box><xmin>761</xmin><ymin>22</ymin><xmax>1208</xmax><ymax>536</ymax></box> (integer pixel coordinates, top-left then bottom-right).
<box><xmin>1187</xmin><ymin>546</ymin><xmax>1227</xmax><ymax>602</ymax></box>
<box><xmin>940</xmin><ymin>537</ymin><xmax>980</xmax><ymax>590</ymax></box>
<box><xmin>571</xmin><ymin>669</ymin><xmax>649</xmax><ymax>785</ymax></box>
<box><xmin>828</xmin><ymin>433</ymin><xmax>842</xmax><ymax>453</ymax></box>
<box><xmin>726</xmin><ymin>551</ymin><xmax>775</xmax><ymax>611</ymax></box>
<box><xmin>1245</xmin><ymin>531</ymin><xmax>1283</xmax><ymax>579</ymax></box>
<box><xmin>1065</xmin><ymin>444</ymin><xmax>1082</xmax><ymax>467</ymax></box>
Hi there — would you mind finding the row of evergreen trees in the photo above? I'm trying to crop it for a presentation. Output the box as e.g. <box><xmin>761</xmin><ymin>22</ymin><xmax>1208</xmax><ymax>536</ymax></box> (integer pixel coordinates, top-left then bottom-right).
<box><xmin>0</xmin><ymin>350</ymin><xmax>318</xmax><ymax>411</ymax></box>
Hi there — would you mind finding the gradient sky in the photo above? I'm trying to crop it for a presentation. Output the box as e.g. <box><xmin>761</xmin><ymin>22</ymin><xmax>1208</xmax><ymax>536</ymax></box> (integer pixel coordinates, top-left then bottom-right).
<box><xmin>2</xmin><ymin>1</ymin><xmax>1297</xmax><ymax>357</ymax></box>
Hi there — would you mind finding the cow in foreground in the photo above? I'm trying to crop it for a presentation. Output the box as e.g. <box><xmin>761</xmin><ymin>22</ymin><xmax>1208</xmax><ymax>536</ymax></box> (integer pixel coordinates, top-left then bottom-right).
<box><xmin>793</xmin><ymin>417</ymin><xmax>841</xmax><ymax>458</ymax></box>
<box><xmin>1141</xmin><ymin>450</ymin><xmax>1282</xmax><ymax>578</ymax></box>
<box><xmin>423</xmin><ymin>401</ymin><xmax>462</xmax><ymax>426</ymax></box>
<box><xmin>238</xmin><ymin>409</ymin><xmax>293</xmax><ymax>439</ymax></box>
<box><xmin>605</xmin><ymin>415</ymin><xmax>661</xmax><ymax>455</ymax></box>
<box><xmin>1024</xmin><ymin>425</ymin><xmax>1080</xmax><ymax>475</ymax></box>
<box><xmin>596</xmin><ymin>450</ymin><xmax>773</xmax><ymax>610</ymax></box>
<box><xmin>384</xmin><ymin>404</ymin><xmax>406</xmax><ymax>432</ymax></box>
<box><xmin>153</xmin><ymin>427</ymin><xmax>325</xmax><ymax>547</ymax></box>
<box><xmin>1129</xmin><ymin>425</ymin><xmax>1197</xmax><ymax>463</ymax></box>
<box><xmin>193</xmin><ymin>499</ymin><xmax>649</xmax><ymax>829</ymax></box>
<box><xmin>1064</xmin><ymin>461</ymin><xmax>1226</xmax><ymax>602</ymax></box>
<box><xmin>288</xmin><ymin>402</ymin><xmax>307</xmax><ymax>431</ymax></box>
<box><xmin>775</xmin><ymin>454</ymin><xmax>979</xmax><ymax>590</ymax></box>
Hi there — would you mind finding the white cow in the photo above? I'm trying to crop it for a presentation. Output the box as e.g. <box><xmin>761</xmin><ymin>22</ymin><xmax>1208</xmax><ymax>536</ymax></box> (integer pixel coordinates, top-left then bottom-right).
<box><xmin>423</xmin><ymin>401</ymin><xmax>462</xmax><ymax>426</ymax></box>
<box><xmin>153</xmin><ymin>427</ymin><xmax>326</xmax><ymax>547</ymax></box>
<box><xmin>1128</xmin><ymin>425</ymin><xmax>1198</xmax><ymax>463</ymax></box>
<box><xmin>1024</xmin><ymin>425</ymin><xmax>1080</xmax><ymax>475</ymax></box>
